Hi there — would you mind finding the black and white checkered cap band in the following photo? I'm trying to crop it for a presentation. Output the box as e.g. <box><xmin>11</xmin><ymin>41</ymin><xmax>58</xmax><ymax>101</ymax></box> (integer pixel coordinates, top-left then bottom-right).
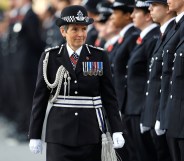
<box><xmin>62</xmin><ymin>16</ymin><xmax>89</xmax><ymax>23</ymax></box>
<box><xmin>136</xmin><ymin>1</ymin><xmax>150</xmax><ymax>7</ymax></box>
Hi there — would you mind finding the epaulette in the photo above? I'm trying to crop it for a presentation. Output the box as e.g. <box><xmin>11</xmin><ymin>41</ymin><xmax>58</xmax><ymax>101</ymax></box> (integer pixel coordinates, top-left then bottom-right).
<box><xmin>87</xmin><ymin>44</ymin><xmax>104</xmax><ymax>51</ymax></box>
<box><xmin>44</xmin><ymin>45</ymin><xmax>60</xmax><ymax>52</ymax></box>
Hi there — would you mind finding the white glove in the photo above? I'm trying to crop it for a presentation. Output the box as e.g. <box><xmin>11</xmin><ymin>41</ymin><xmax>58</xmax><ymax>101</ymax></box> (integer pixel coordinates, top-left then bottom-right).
<box><xmin>29</xmin><ymin>139</ymin><xmax>43</xmax><ymax>154</ymax></box>
<box><xmin>140</xmin><ymin>123</ymin><xmax>150</xmax><ymax>134</ymax></box>
<box><xmin>155</xmin><ymin>120</ymin><xmax>166</xmax><ymax>136</ymax></box>
<box><xmin>112</xmin><ymin>132</ymin><xmax>125</xmax><ymax>149</ymax></box>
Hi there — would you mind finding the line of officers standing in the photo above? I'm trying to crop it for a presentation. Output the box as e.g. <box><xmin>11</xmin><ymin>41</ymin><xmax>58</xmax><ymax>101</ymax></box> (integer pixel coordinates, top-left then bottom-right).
<box><xmin>84</xmin><ymin>0</ymin><xmax>184</xmax><ymax>161</ymax></box>
<box><xmin>0</xmin><ymin>0</ymin><xmax>184</xmax><ymax>160</ymax></box>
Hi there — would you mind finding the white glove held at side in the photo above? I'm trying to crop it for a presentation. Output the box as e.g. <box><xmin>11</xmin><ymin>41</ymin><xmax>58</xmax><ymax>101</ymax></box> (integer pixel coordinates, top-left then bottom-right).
<box><xmin>29</xmin><ymin>139</ymin><xmax>43</xmax><ymax>154</ymax></box>
<box><xmin>140</xmin><ymin>123</ymin><xmax>150</xmax><ymax>134</ymax></box>
<box><xmin>112</xmin><ymin>132</ymin><xmax>125</xmax><ymax>149</ymax></box>
<box><xmin>155</xmin><ymin>120</ymin><xmax>166</xmax><ymax>136</ymax></box>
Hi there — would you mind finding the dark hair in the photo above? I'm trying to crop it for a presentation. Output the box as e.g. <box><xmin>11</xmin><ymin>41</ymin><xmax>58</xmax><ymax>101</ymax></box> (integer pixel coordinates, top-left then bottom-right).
<box><xmin>136</xmin><ymin>7</ymin><xmax>150</xmax><ymax>14</ymax></box>
<box><xmin>114</xmin><ymin>6</ymin><xmax>134</xmax><ymax>14</ymax></box>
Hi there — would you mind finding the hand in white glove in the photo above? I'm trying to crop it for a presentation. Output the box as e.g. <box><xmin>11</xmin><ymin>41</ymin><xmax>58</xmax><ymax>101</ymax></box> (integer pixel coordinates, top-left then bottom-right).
<box><xmin>155</xmin><ymin>120</ymin><xmax>166</xmax><ymax>136</ymax></box>
<box><xmin>112</xmin><ymin>132</ymin><xmax>125</xmax><ymax>149</ymax></box>
<box><xmin>29</xmin><ymin>139</ymin><xmax>43</xmax><ymax>154</ymax></box>
<box><xmin>140</xmin><ymin>123</ymin><xmax>150</xmax><ymax>134</ymax></box>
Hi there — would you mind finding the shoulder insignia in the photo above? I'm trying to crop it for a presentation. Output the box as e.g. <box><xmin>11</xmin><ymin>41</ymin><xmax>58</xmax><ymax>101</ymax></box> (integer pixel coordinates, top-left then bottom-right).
<box><xmin>87</xmin><ymin>44</ymin><xmax>104</xmax><ymax>51</ymax></box>
<box><xmin>44</xmin><ymin>46</ymin><xmax>60</xmax><ymax>52</ymax></box>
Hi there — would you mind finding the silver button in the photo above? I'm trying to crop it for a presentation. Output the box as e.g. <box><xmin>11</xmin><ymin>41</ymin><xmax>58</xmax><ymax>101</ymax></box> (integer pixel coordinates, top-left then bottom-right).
<box><xmin>172</xmin><ymin>67</ymin><xmax>174</xmax><ymax>71</ymax></box>
<box><xmin>126</xmin><ymin>65</ymin><xmax>128</xmax><ymax>69</ymax></box>
<box><xmin>149</xmin><ymin>69</ymin><xmax>151</xmax><ymax>72</ymax></box>
<box><xmin>180</xmin><ymin>53</ymin><xmax>183</xmax><ymax>56</ymax></box>
<box><xmin>160</xmin><ymin>89</ymin><xmax>161</xmax><ymax>93</ymax></box>
<box><xmin>155</xmin><ymin>57</ymin><xmax>158</xmax><ymax>60</ymax></box>
<box><xmin>160</xmin><ymin>76</ymin><xmax>162</xmax><ymax>79</ymax></box>
<box><xmin>170</xmin><ymin>81</ymin><xmax>172</xmax><ymax>85</ymax></box>
<box><xmin>74</xmin><ymin>80</ymin><xmax>77</xmax><ymax>83</ymax></box>
<box><xmin>162</xmin><ymin>62</ymin><xmax>164</xmax><ymax>66</ymax></box>
<box><xmin>147</xmin><ymin>80</ymin><xmax>150</xmax><ymax>84</ymax></box>
<box><xmin>75</xmin><ymin>91</ymin><xmax>78</xmax><ymax>94</ymax></box>
<box><xmin>111</xmin><ymin>64</ymin><xmax>114</xmax><ymax>67</ymax></box>
<box><xmin>146</xmin><ymin>92</ymin><xmax>148</xmax><ymax>96</ymax></box>
<box><xmin>170</xmin><ymin>95</ymin><xmax>172</xmax><ymax>99</ymax></box>
<box><xmin>75</xmin><ymin>112</ymin><xmax>78</xmax><ymax>116</ymax></box>
<box><xmin>167</xmin><ymin>50</ymin><xmax>169</xmax><ymax>53</ymax></box>
<box><xmin>125</xmin><ymin>75</ymin><xmax>128</xmax><ymax>78</ymax></box>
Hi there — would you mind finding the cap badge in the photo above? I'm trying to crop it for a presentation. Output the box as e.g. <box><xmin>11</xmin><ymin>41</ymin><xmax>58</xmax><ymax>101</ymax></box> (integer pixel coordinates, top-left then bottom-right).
<box><xmin>76</xmin><ymin>10</ymin><xmax>85</xmax><ymax>21</ymax></box>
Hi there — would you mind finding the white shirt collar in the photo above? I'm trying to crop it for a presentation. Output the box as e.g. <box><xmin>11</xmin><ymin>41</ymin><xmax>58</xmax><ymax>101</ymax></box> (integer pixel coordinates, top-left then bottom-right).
<box><xmin>104</xmin><ymin>35</ymin><xmax>119</xmax><ymax>49</ymax></box>
<box><xmin>140</xmin><ymin>23</ymin><xmax>158</xmax><ymax>39</ymax></box>
<box><xmin>19</xmin><ymin>3</ymin><xmax>31</xmax><ymax>15</ymax></box>
<box><xmin>66</xmin><ymin>43</ymin><xmax>83</xmax><ymax>57</ymax></box>
<box><xmin>175</xmin><ymin>12</ymin><xmax>184</xmax><ymax>23</ymax></box>
<box><xmin>87</xmin><ymin>24</ymin><xmax>93</xmax><ymax>32</ymax></box>
<box><xmin>119</xmin><ymin>23</ymin><xmax>134</xmax><ymax>37</ymax></box>
<box><xmin>160</xmin><ymin>17</ymin><xmax>175</xmax><ymax>35</ymax></box>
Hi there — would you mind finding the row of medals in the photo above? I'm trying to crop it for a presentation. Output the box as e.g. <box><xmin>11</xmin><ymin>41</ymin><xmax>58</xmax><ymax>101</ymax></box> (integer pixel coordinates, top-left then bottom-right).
<box><xmin>82</xmin><ymin>62</ymin><xmax>103</xmax><ymax>76</ymax></box>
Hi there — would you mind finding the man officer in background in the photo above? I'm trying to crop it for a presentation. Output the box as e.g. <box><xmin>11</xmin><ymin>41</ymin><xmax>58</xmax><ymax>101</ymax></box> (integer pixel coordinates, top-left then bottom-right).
<box><xmin>141</xmin><ymin>0</ymin><xmax>176</xmax><ymax>161</ymax></box>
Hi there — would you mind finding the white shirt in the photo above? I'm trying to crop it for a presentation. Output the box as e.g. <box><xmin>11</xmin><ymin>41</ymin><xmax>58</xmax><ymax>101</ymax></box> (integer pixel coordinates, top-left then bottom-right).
<box><xmin>119</xmin><ymin>23</ymin><xmax>134</xmax><ymax>38</ymax></box>
<box><xmin>140</xmin><ymin>23</ymin><xmax>158</xmax><ymax>39</ymax></box>
<box><xmin>175</xmin><ymin>12</ymin><xmax>184</xmax><ymax>23</ymax></box>
<box><xmin>66</xmin><ymin>43</ymin><xmax>83</xmax><ymax>57</ymax></box>
<box><xmin>160</xmin><ymin>17</ymin><xmax>175</xmax><ymax>35</ymax></box>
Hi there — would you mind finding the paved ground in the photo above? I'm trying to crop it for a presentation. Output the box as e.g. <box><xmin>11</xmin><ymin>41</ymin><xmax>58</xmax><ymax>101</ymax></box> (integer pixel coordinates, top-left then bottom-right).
<box><xmin>0</xmin><ymin>117</ymin><xmax>46</xmax><ymax>161</ymax></box>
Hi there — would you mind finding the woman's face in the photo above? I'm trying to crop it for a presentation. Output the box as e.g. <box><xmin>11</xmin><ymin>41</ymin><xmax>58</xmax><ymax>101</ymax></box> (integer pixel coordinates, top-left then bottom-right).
<box><xmin>60</xmin><ymin>24</ymin><xmax>88</xmax><ymax>51</ymax></box>
<box><xmin>131</xmin><ymin>8</ymin><xmax>150</xmax><ymax>30</ymax></box>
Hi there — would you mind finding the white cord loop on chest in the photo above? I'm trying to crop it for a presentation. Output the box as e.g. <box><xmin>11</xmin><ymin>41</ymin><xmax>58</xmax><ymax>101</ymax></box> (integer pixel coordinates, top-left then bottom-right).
<box><xmin>43</xmin><ymin>52</ymin><xmax>71</xmax><ymax>103</ymax></box>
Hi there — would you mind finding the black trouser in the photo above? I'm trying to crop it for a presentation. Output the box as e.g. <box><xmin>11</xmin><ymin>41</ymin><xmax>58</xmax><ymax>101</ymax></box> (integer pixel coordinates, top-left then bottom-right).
<box><xmin>151</xmin><ymin>130</ymin><xmax>172</xmax><ymax>161</ymax></box>
<box><xmin>124</xmin><ymin>115</ymin><xmax>158</xmax><ymax>161</ymax></box>
<box><xmin>166</xmin><ymin>134</ymin><xmax>184</xmax><ymax>161</ymax></box>
<box><xmin>47</xmin><ymin>142</ymin><xmax>101</xmax><ymax>161</ymax></box>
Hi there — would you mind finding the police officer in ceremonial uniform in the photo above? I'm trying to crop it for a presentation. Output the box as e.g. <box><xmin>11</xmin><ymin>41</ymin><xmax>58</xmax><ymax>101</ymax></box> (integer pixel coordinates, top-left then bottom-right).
<box><xmin>141</xmin><ymin>0</ymin><xmax>175</xmax><ymax>161</ymax></box>
<box><xmin>156</xmin><ymin>6</ymin><xmax>184</xmax><ymax>161</ymax></box>
<box><xmin>167</xmin><ymin>29</ymin><xmax>184</xmax><ymax>161</ymax></box>
<box><xmin>161</xmin><ymin>0</ymin><xmax>184</xmax><ymax>160</ymax></box>
<box><xmin>124</xmin><ymin>1</ymin><xmax>160</xmax><ymax>160</ymax></box>
<box><xmin>28</xmin><ymin>5</ymin><xmax>125</xmax><ymax>161</ymax></box>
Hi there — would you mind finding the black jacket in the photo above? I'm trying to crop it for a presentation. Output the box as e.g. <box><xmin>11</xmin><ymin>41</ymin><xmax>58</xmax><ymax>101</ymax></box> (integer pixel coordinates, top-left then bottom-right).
<box><xmin>158</xmin><ymin>16</ymin><xmax>184</xmax><ymax>129</ymax></box>
<box><xmin>142</xmin><ymin>20</ymin><xmax>175</xmax><ymax>127</ymax></box>
<box><xmin>125</xmin><ymin>26</ymin><xmax>160</xmax><ymax>115</ymax></box>
<box><xmin>167</xmin><ymin>24</ymin><xmax>184</xmax><ymax>138</ymax></box>
<box><xmin>29</xmin><ymin>44</ymin><xmax>122</xmax><ymax>146</ymax></box>
<box><xmin>113</xmin><ymin>26</ymin><xmax>139</xmax><ymax>112</ymax></box>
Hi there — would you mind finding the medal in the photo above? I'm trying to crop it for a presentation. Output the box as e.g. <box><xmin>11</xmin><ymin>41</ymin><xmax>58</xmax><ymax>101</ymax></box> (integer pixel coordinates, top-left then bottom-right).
<box><xmin>98</xmin><ymin>62</ymin><xmax>103</xmax><ymax>76</ymax></box>
<box><xmin>88</xmin><ymin>62</ymin><xmax>93</xmax><ymax>76</ymax></box>
<box><xmin>93</xmin><ymin>62</ymin><xmax>98</xmax><ymax>76</ymax></box>
<box><xmin>82</xmin><ymin>62</ymin><xmax>88</xmax><ymax>76</ymax></box>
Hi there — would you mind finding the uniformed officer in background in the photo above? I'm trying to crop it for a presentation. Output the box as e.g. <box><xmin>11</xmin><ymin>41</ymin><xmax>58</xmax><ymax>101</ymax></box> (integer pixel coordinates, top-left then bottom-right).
<box><xmin>141</xmin><ymin>0</ymin><xmax>176</xmax><ymax>161</ymax></box>
<box><xmin>41</xmin><ymin>0</ymin><xmax>71</xmax><ymax>48</ymax></box>
<box><xmin>110</xmin><ymin>0</ymin><xmax>140</xmax><ymax>160</ymax></box>
<box><xmin>94</xmin><ymin>1</ymin><xmax>113</xmax><ymax>48</ymax></box>
<box><xmin>161</xmin><ymin>0</ymin><xmax>184</xmax><ymax>160</ymax></box>
<box><xmin>124</xmin><ymin>0</ymin><xmax>160</xmax><ymax>160</ymax></box>
<box><xmin>82</xmin><ymin>0</ymin><xmax>100</xmax><ymax>46</ymax></box>
<box><xmin>28</xmin><ymin>5</ymin><xmax>125</xmax><ymax>161</ymax></box>
<box><xmin>12</xmin><ymin>0</ymin><xmax>45</xmax><ymax>140</ymax></box>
